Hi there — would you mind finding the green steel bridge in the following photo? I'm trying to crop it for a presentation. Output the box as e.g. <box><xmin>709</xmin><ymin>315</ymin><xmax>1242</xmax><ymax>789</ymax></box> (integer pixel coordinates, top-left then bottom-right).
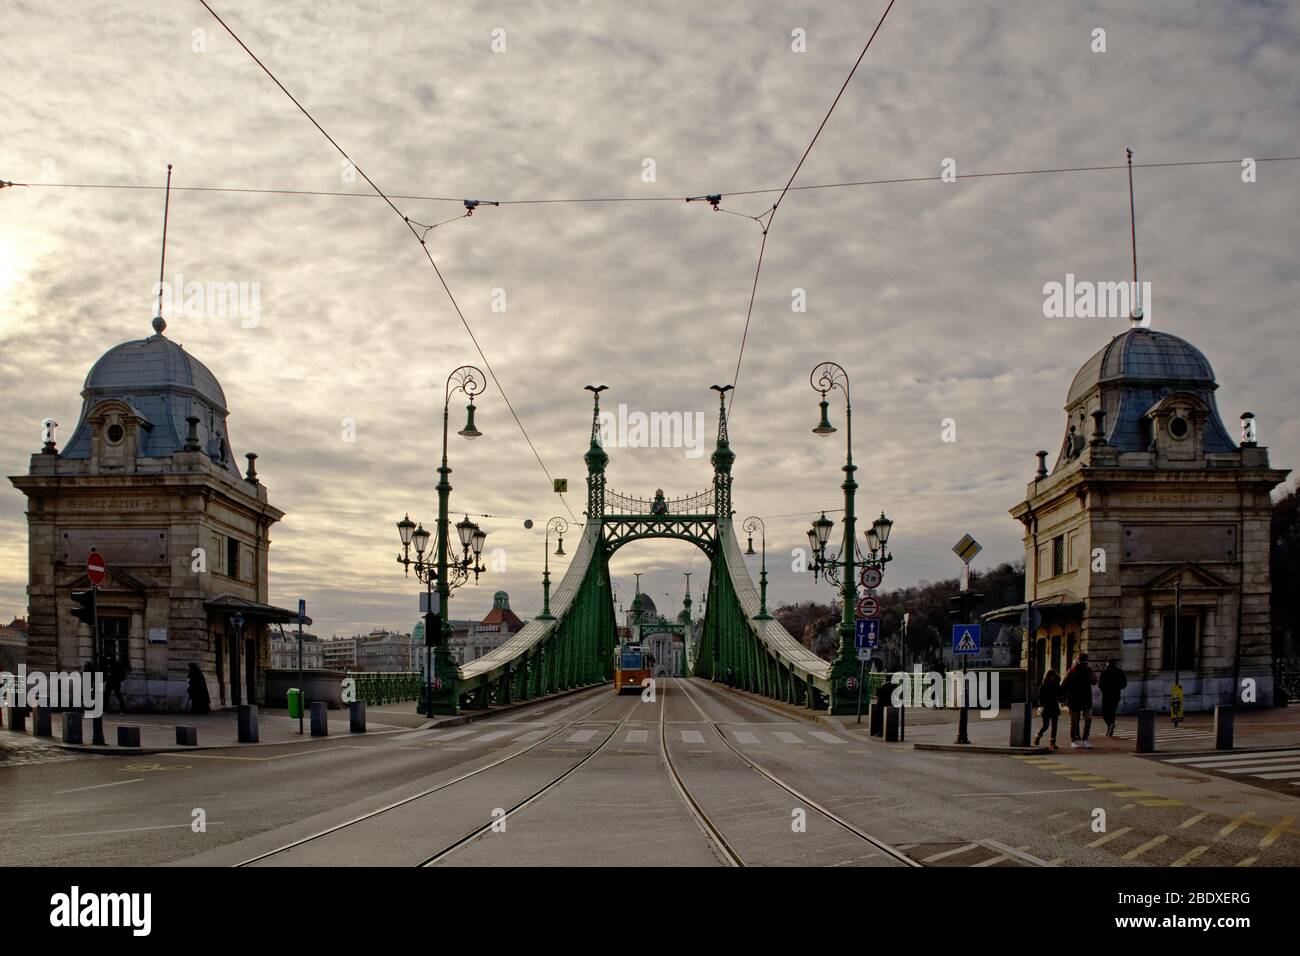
<box><xmin>442</xmin><ymin>387</ymin><xmax>845</xmax><ymax>715</ymax></box>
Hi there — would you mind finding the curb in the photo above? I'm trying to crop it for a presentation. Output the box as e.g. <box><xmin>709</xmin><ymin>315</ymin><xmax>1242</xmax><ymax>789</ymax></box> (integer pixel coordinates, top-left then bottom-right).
<box><xmin>913</xmin><ymin>742</ymin><xmax>1050</xmax><ymax>755</ymax></box>
<box><xmin>37</xmin><ymin>684</ymin><xmax>610</xmax><ymax>756</ymax></box>
<box><xmin>700</xmin><ymin>682</ymin><xmax>828</xmax><ymax>724</ymax></box>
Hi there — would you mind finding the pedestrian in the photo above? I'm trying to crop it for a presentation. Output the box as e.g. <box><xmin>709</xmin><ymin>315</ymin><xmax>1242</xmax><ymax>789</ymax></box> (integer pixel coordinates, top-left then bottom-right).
<box><xmin>1098</xmin><ymin>659</ymin><xmax>1127</xmax><ymax>736</ymax></box>
<box><xmin>186</xmin><ymin>663</ymin><xmax>211</xmax><ymax>715</ymax></box>
<box><xmin>1060</xmin><ymin>652</ymin><xmax>1097</xmax><ymax>748</ymax></box>
<box><xmin>105</xmin><ymin>654</ymin><xmax>127</xmax><ymax>713</ymax></box>
<box><xmin>1033</xmin><ymin>668</ymin><xmax>1061</xmax><ymax>749</ymax></box>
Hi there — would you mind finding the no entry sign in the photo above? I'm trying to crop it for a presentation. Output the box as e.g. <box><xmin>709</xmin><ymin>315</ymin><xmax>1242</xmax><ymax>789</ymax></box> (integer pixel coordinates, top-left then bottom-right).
<box><xmin>86</xmin><ymin>551</ymin><xmax>106</xmax><ymax>586</ymax></box>
<box><xmin>856</xmin><ymin>595</ymin><xmax>880</xmax><ymax>619</ymax></box>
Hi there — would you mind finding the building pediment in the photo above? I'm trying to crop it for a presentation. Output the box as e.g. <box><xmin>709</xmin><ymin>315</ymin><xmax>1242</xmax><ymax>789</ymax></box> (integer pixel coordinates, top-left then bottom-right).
<box><xmin>1143</xmin><ymin>562</ymin><xmax>1231</xmax><ymax>592</ymax></box>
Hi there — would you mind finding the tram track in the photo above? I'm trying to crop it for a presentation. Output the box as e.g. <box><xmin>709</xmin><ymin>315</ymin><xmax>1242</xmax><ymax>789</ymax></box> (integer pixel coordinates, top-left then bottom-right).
<box><xmin>234</xmin><ymin>685</ymin><xmax>622</xmax><ymax>867</ymax></box>
<box><xmin>671</xmin><ymin>677</ymin><xmax>921</xmax><ymax>867</ymax></box>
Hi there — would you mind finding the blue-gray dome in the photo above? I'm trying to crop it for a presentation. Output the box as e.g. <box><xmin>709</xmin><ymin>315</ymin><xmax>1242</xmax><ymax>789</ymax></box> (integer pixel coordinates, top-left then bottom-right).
<box><xmin>61</xmin><ymin>328</ymin><xmax>240</xmax><ymax>475</ymax></box>
<box><xmin>1067</xmin><ymin>329</ymin><xmax>1216</xmax><ymax>406</ymax></box>
<box><xmin>1056</xmin><ymin>327</ymin><xmax>1235</xmax><ymax>466</ymax></box>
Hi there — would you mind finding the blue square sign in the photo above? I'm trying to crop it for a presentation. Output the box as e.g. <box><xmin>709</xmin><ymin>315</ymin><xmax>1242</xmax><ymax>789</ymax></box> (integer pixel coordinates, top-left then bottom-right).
<box><xmin>855</xmin><ymin>618</ymin><xmax>880</xmax><ymax>649</ymax></box>
<box><xmin>952</xmin><ymin>624</ymin><xmax>981</xmax><ymax>654</ymax></box>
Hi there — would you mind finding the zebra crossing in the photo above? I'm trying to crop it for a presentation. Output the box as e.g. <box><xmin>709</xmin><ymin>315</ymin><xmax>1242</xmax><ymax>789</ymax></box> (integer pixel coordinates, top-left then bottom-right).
<box><xmin>1160</xmin><ymin>748</ymin><xmax>1300</xmax><ymax>794</ymax></box>
<box><xmin>388</xmin><ymin>724</ymin><xmax>854</xmax><ymax>748</ymax></box>
<box><xmin>1112</xmin><ymin>725</ymin><xmax>1215</xmax><ymax>743</ymax></box>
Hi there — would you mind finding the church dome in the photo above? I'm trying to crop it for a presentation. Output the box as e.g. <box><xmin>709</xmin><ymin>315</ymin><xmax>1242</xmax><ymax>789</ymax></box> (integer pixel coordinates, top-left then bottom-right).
<box><xmin>1066</xmin><ymin>328</ymin><xmax>1216</xmax><ymax>406</ymax></box>
<box><xmin>61</xmin><ymin>323</ymin><xmax>240</xmax><ymax>475</ymax></box>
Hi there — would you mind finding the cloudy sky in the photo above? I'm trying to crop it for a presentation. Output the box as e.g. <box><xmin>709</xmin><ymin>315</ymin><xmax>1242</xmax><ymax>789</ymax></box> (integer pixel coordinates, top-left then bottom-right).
<box><xmin>2</xmin><ymin>0</ymin><xmax>1297</xmax><ymax>639</ymax></box>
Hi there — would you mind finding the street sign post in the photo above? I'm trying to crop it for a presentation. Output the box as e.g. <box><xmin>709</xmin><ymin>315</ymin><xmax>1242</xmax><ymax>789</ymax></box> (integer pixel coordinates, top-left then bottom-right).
<box><xmin>297</xmin><ymin>599</ymin><xmax>307</xmax><ymax>735</ymax></box>
<box><xmin>856</xmin><ymin>595</ymin><xmax>880</xmax><ymax>619</ymax></box>
<box><xmin>952</xmin><ymin>533</ymin><xmax>982</xmax><ymax>565</ymax></box>
<box><xmin>859</xmin><ymin>566</ymin><xmax>883</xmax><ymax>590</ymax></box>
<box><xmin>854</xmin><ymin>618</ymin><xmax>880</xmax><ymax>649</ymax></box>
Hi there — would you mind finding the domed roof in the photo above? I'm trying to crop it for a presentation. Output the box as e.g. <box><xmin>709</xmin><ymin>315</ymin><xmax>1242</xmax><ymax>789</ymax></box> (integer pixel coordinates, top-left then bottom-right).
<box><xmin>636</xmin><ymin>593</ymin><xmax>659</xmax><ymax>617</ymax></box>
<box><xmin>1067</xmin><ymin>328</ymin><xmax>1215</xmax><ymax>406</ymax></box>
<box><xmin>83</xmin><ymin>331</ymin><xmax>229</xmax><ymax>410</ymax></box>
<box><xmin>61</xmin><ymin>324</ymin><xmax>240</xmax><ymax>475</ymax></box>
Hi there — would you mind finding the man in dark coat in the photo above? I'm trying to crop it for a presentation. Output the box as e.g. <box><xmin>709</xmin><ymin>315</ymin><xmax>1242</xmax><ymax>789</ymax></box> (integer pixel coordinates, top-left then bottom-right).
<box><xmin>1060</xmin><ymin>652</ymin><xmax>1097</xmax><ymax>748</ymax></box>
<box><xmin>1098</xmin><ymin>659</ymin><xmax>1127</xmax><ymax>737</ymax></box>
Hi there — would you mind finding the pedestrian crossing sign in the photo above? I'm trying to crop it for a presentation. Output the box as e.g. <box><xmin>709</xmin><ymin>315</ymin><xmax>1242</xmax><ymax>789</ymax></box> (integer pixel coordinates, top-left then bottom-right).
<box><xmin>952</xmin><ymin>624</ymin><xmax>981</xmax><ymax>654</ymax></box>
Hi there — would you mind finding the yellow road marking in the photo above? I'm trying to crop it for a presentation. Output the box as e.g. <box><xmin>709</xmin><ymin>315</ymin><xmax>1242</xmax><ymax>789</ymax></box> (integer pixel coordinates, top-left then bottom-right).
<box><xmin>1218</xmin><ymin>812</ymin><xmax>1254</xmax><ymax>838</ymax></box>
<box><xmin>1090</xmin><ymin>782</ymin><xmax>1129</xmax><ymax>789</ymax></box>
<box><xmin>157</xmin><ymin>745</ymin><xmax>369</xmax><ymax>762</ymax></box>
<box><xmin>1048</xmin><ymin>857</ymin><xmax>1066</xmax><ymax>866</ymax></box>
<box><xmin>1054</xmin><ymin>821</ymin><xmax>1089</xmax><ymax>837</ymax></box>
<box><xmin>1259</xmin><ymin>816</ymin><xmax>1294</xmax><ymax>849</ymax></box>
<box><xmin>1235</xmin><ymin>856</ymin><xmax>1257</xmax><ymax>867</ymax></box>
<box><xmin>1169</xmin><ymin>845</ymin><xmax>1209</xmax><ymax>867</ymax></box>
<box><xmin>1087</xmin><ymin>827</ymin><xmax>1133</xmax><ymax>848</ymax></box>
<box><xmin>1178</xmin><ymin>812</ymin><xmax>1208</xmax><ymax>830</ymax></box>
<box><xmin>1113</xmin><ymin>790</ymin><xmax>1156</xmax><ymax>797</ymax></box>
<box><xmin>1139</xmin><ymin>799</ymin><xmax>1184</xmax><ymax>807</ymax></box>
<box><xmin>1066</xmin><ymin>775</ymin><xmax>1108</xmax><ymax>782</ymax></box>
<box><xmin>1122</xmin><ymin>835</ymin><xmax>1168</xmax><ymax>859</ymax></box>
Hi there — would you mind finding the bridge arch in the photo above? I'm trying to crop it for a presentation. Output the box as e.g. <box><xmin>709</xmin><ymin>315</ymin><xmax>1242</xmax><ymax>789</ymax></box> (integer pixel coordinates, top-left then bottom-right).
<box><xmin>443</xmin><ymin>385</ymin><xmax>838</xmax><ymax>715</ymax></box>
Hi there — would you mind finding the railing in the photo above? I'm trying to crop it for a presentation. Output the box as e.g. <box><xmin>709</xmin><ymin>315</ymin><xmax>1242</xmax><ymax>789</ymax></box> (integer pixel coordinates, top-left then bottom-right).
<box><xmin>346</xmin><ymin>671</ymin><xmax>423</xmax><ymax>705</ymax></box>
<box><xmin>605</xmin><ymin>488</ymin><xmax>714</xmax><ymax>515</ymax></box>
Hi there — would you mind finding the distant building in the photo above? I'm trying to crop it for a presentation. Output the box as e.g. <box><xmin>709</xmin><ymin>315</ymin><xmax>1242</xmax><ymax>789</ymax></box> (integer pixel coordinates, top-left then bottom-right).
<box><xmin>270</xmin><ymin>630</ymin><xmax>323</xmax><ymax>670</ymax></box>
<box><xmin>321</xmin><ymin>636</ymin><xmax>357</xmax><ymax>671</ymax></box>
<box><xmin>0</xmin><ymin>616</ymin><xmax>28</xmax><ymax>671</ymax></box>
<box><xmin>447</xmin><ymin>592</ymin><xmax>524</xmax><ymax>665</ymax></box>
<box><xmin>355</xmin><ymin>629</ymin><xmax>415</xmax><ymax>672</ymax></box>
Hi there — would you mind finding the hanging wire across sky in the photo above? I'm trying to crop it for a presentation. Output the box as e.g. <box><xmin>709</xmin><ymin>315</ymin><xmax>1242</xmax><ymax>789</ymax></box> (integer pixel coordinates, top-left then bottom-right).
<box><xmin>193</xmin><ymin>0</ymin><xmax>576</xmax><ymax>521</ymax></box>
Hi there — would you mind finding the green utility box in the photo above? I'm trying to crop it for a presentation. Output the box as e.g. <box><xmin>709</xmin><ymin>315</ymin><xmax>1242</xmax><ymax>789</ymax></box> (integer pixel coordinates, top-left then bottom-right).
<box><xmin>287</xmin><ymin>688</ymin><xmax>304</xmax><ymax>719</ymax></box>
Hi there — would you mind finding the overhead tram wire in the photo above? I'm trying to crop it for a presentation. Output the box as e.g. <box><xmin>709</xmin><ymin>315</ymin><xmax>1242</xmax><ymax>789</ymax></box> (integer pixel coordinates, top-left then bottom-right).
<box><xmin>194</xmin><ymin>0</ymin><xmax>575</xmax><ymax>521</ymax></box>
<box><xmin>12</xmin><ymin>156</ymin><xmax>1297</xmax><ymax>206</ymax></box>
<box><xmin>726</xmin><ymin>0</ymin><xmax>899</xmax><ymax>417</ymax></box>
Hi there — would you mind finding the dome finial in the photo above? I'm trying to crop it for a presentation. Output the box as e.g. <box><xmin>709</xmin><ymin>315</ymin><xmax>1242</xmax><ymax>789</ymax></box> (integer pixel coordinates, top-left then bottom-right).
<box><xmin>151</xmin><ymin>314</ymin><xmax>167</xmax><ymax>335</ymax></box>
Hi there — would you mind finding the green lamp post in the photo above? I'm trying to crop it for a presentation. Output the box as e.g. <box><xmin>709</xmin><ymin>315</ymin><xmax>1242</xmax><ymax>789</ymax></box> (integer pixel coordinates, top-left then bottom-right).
<box><xmin>743</xmin><ymin>515</ymin><xmax>773</xmax><ymax>621</ymax></box>
<box><xmin>537</xmin><ymin>517</ymin><xmax>568</xmax><ymax>620</ymax></box>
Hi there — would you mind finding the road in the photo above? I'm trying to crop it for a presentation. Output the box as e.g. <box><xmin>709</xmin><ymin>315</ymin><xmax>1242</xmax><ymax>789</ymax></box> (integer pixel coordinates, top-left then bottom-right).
<box><xmin>1</xmin><ymin>678</ymin><xmax>1296</xmax><ymax>867</ymax></box>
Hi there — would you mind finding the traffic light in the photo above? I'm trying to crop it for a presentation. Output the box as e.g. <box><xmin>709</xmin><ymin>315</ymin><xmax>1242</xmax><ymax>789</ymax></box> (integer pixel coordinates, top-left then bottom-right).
<box><xmin>70</xmin><ymin>589</ymin><xmax>97</xmax><ymax>628</ymax></box>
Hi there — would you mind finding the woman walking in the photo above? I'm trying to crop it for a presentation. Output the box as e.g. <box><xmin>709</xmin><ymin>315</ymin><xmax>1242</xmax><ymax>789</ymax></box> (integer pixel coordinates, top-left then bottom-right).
<box><xmin>1033</xmin><ymin>669</ymin><xmax>1062</xmax><ymax>749</ymax></box>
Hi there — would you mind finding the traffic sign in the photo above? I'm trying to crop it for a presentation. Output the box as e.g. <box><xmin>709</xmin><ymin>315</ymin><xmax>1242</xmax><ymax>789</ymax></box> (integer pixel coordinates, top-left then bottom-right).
<box><xmin>855</xmin><ymin>618</ymin><xmax>880</xmax><ymax>649</ymax></box>
<box><xmin>856</xmin><ymin>595</ymin><xmax>880</xmax><ymax>619</ymax></box>
<box><xmin>856</xmin><ymin>649</ymin><xmax>873</xmax><ymax>663</ymax></box>
<box><xmin>859</xmin><ymin>566</ymin><xmax>883</xmax><ymax>590</ymax></box>
<box><xmin>952</xmin><ymin>533</ymin><xmax>982</xmax><ymax>564</ymax></box>
<box><xmin>86</xmin><ymin>550</ymin><xmax>106</xmax><ymax>586</ymax></box>
<box><xmin>952</xmin><ymin>624</ymin><xmax>981</xmax><ymax>654</ymax></box>
<box><xmin>1019</xmin><ymin>605</ymin><xmax>1042</xmax><ymax>633</ymax></box>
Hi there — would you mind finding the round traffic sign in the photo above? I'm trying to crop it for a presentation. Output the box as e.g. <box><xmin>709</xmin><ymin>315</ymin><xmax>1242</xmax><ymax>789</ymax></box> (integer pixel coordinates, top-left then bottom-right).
<box><xmin>846</xmin><ymin>676</ymin><xmax>859</xmax><ymax>692</ymax></box>
<box><xmin>87</xmin><ymin>550</ymin><xmax>106</xmax><ymax>586</ymax></box>
<box><xmin>859</xmin><ymin>566</ymin><xmax>883</xmax><ymax>590</ymax></box>
<box><xmin>856</xmin><ymin>595</ymin><xmax>880</xmax><ymax>618</ymax></box>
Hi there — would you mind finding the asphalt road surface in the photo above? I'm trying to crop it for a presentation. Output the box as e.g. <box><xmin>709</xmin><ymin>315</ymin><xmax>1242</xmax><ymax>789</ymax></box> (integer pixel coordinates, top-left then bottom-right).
<box><xmin>2</xmin><ymin>679</ymin><xmax>1296</xmax><ymax>867</ymax></box>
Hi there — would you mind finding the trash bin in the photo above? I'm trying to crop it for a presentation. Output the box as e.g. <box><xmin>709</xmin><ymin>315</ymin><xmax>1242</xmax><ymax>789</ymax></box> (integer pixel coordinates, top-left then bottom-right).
<box><xmin>288</xmin><ymin>688</ymin><xmax>303</xmax><ymax>719</ymax></box>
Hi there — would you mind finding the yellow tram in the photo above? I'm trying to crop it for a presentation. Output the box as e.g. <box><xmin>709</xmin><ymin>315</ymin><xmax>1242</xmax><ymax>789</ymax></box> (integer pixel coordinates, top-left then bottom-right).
<box><xmin>614</xmin><ymin>643</ymin><xmax>654</xmax><ymax>693</ymax></box>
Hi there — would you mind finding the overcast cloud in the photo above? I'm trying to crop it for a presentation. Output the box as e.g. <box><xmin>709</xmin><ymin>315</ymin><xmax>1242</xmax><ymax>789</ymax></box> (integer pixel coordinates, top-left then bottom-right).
<box><xmin>2</xmin><ymin>0</ymin><xmax>1297</xmax><ymax>638</ymax></box>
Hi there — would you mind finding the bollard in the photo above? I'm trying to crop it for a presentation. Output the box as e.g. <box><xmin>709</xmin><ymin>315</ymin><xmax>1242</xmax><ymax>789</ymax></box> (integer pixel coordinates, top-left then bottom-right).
<box><xmin>1011</xmin><ymin>700</ymin><xmax>1033</xmax><ymax>747</ymax></box>
<box><xmin>116</xmin><ymin>725</ymin><xmax>141</xmax><ymax>748</ymax></box>
<box><xmin>175</xmin><ymin>726</ymin><xmax>198</xmax><ymax>746</ymax></box>
<box><xmin>1214</xmin><ymin>704</ymin><xmax>1234</xmax><ymax>751</ymax></box>
<box><xmin>90</xmin><ymin>716</ymin><xmax>106</xmax><ymax>745</ymax></box>
<box><xmin>32</xmin><ymin>706</ymin><xmax>53</xmax><ymax>737</ymax></box>
<box><xmin>884</xmin><ymin>705</ymin><xmax>902</xmax><ymax>742</ymax></box>
<box><xmin>237</xmin><ymin>704</ymin><xmax>259</xmax><ymax>743</ymax></box>
<box><xmin>868</xmin><ymin>701</ymin><xmax>884</xmax><ymax>737</ymax></box>
<box><xmin>348</xmin><ymin>700</ymin><xmax>366</xmax><ymax>734</ymax></box>
<box><xmin>61</xmin><ymin>712</ymin><xmax>84</xmax><ymax>744</ymax></box>
<box><xmin>1135</xmin><ymin>708</ymin><xmax>1156</xmax><ymax>753</ymax></box>
<box><xmin>6</xmin><ymin>706</ymin><xmax>27</xmax><ymax>733</ymax></box>
<box><xmin>310</xmin><ymin>701</ymin><xmax>328</xmax><ymax>737</ymax></box>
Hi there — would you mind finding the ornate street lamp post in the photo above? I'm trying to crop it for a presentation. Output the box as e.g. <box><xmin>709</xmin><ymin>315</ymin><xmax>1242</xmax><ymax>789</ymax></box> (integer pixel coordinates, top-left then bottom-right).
<box><xmin>743</xmin><ymin>515</ymin><xmax>773</xmax><ymax>621</ymax></box>
<box><xmin>395</xmin><ymin>365</ymin><xmax>490</xmax><ymax>716</ymax></box>
<box><xmin>537</xmin><ymin>517</ymin><xmax>568</xmax><ymax>620</ymax></box>
<box><xmin>808</xmin><ymin>362</ymin><xmax>859</xmax><ymax>709</ymax></box>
